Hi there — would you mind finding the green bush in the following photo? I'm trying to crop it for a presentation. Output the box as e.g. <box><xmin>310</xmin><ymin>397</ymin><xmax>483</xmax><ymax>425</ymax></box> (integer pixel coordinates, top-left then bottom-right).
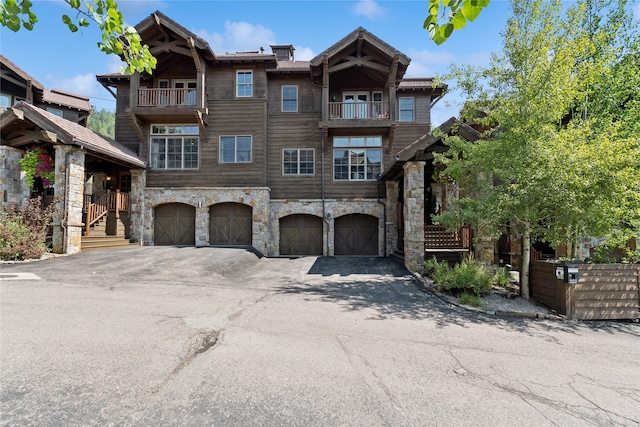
<box><xmin>424</xmin><ymin>255</ymin><xmax>493</xmax><ymax>297</ymax></box>
<box><xmin>0</xmin><ymin>197</ymin><xmax>57</xmax><ymax>261</ymax></box>
<box><xmin>459</xmin><ymin>293</ymin><xmax>483</xmax><ymax>307</ymax></box>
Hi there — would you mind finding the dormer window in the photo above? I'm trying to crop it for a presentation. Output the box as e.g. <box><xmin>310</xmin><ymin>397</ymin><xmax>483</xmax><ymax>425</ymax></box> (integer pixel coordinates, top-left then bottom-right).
<box><xmin>236</xmin><ymin>70</ymin><xmax>253</xmax><ymax>97</ymax></box>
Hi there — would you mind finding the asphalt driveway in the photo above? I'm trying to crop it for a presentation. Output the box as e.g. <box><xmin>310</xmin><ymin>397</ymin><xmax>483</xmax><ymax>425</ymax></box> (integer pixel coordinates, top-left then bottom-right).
<box><xmin>1</xmin><ymin>247</ymin><xmax>639</xmax><ymax>426</ymax></box>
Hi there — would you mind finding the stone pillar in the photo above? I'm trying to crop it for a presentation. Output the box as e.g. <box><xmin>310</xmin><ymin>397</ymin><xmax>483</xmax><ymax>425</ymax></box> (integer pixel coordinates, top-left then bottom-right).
<box><xmin>403</xmin><ymin>161</ymin><xmax>425</xmax><ymax>272</ymax></box>
<box><xmin>195</xmin><ymin>205</ymin><xmax>208</xmax><ymax>246</ymax></box>
<box><xmin>52</xmin><ymin>145</ymin><xmax>85</xmax><ymax>255</ymax></box>
<box><xmin>129</xmin><ymin>169</ymin><xmax>146</xmax><ymax>244</ymax></box>
<box><xmin>385</xmin><ymin>181</ymin><xmax>399</xmax><ymax>256</ymax></box>
<box><xmin>249</xmin><ymin>189</ymin><xmax>271</xmax><ymax>256</ymax></box>
<box><xmin>0</xmin><ymin>145</ymin><xmax>29</xmax><ymax>209</ymax></box>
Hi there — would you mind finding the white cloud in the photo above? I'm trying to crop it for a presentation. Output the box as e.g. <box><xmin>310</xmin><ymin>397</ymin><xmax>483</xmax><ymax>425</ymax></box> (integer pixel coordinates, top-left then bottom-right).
<box><xmin>353</xmin><ymin>0</ymin><xmax>385</xmax><ymax>20</ymax></box>
<box><xmin>44</xmin><ymin>73</ymin><xmax>102</xmax><ymax>97</ymax></box>
<box><xmin>405</xmin><ymin>48</ymin><xmax>456</xmax><ymax>77</ymax></box>
<box><xmin>634</xmin><ymin>3</ymin><xmax>640</xmax><ymax>22</ymax></box>
<box><xmin>294</xmin><ymin>46</ymin><xmax>316</xmax><ymax>61</ymax></box>
<box><xmin>105</xmin><ymin>55</ymin><xmax>126</xmax><ymax>74</ymax></box>
<box><xmin>196</xmin><ymin>21</ymin><xmax>276</xmax><ymax>54</ymax></box>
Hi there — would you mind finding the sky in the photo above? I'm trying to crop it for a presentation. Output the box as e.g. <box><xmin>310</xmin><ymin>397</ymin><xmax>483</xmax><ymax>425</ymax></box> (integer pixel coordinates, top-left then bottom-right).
<box><xmin>1</xmin><ymin>0</ymin><xmax>639</xmax><ymax>127</ymax></box>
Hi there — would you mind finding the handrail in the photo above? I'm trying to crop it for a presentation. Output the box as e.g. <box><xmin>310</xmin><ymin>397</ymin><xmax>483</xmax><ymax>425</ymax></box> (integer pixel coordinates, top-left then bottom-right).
<box><xmin>424</xmin><ymin>225</ymin><xmax>471</xmax><ymax>249</ymax></box>
<box><xmin>84</xmin><ymin>190</ymin><xmax>130</xmax><ymax>236</ymax></box>
<box><xmin>138</xmin><ymin>88</ymin><xmax>197</xmax><ymax>107</ymax></box>
<box><xmin>328</xmin><ymin>101</ymin><xmax>389</xmax><ymax>120</ymax></box>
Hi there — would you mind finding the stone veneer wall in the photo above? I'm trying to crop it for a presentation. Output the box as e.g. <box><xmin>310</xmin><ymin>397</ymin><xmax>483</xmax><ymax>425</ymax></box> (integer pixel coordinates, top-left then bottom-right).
<box><xmin>384</xmin><ymin>181</ymin><xmax>399</xmax><ymax>256</ymax></box>
<box><xmin>269</xmin><ymin>199</ymin><xmax>385</xmax><ymax>256</ymax></box>
<box><xmin>139</xmin><ymin>187</ymin><xmax>270</xmax><ymax>254</ymax></box>
<box><xmin>0</xmin><ymin>145</ymin><xmax>29</xmax><ymax>209</ymax></box>
<box><xmin>52</xmin><ymin>145</ymin><xmax>85</xmax><ymax>255</ymax></box>
<box><xmin>403</xmin><ymin>161</ymin><xmax>425</xmax><ymax>272</ymax></box>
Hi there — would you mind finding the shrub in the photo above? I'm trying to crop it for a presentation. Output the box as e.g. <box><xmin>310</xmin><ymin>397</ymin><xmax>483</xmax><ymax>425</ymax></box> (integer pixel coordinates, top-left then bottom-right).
<box><xmin>459</xmin><ymin>293</ymin><xmax>483</xmax><ymax>307</ymax></box>
<box><xmin>0</xmin><ymin>197</ymin><xmax>57</xmax><ymax>261</ymax></box>
<box><xmin>424</xmin><ymin>255</ymin><xmax>493</xmax><ymax>297</ymax></box>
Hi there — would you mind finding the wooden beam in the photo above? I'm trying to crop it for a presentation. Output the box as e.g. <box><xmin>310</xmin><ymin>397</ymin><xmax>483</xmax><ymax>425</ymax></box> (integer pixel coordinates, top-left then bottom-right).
<box><xmin>328</xmin><ymin>57</ymin><xmax>389</xmax><ymax>74</ymax></box>
<box><xmin>40</xmin><ymin>129</ymin><xmax>57</xmax><ymax>142</ymax></box>
<box><xmin>387</xmin><ymin>124</ymin><xmax>397</xmax><ymax>154</ymax></box>
<box><xmin>149</xmin><ymin>42</ymin><xmax>192</xmax><ymax>58</ymax></box>
<box><xmin>322</xmin><ymin>55</ymin><xmax>329</xmax><ymax>124</ymax></box>
<box><xmin>153</xmin><ymin>12</ymin><xmax>170</xmax><ymax>42</ymax></box>
<box><xmin>195</xmin><ymin>110</ymin><xmax>207</xmax><ymax>140</ymax></box>
<box><xmin>126</xmin><ymin>110</ymin><xmax>145</xmax><ymax>142</ymax></box>
<box><xmin>357</xmin><ymin>31</ymin><xmax>364</xmax><ymax>58</ymax></box>
<box><xmin>0</xmin><ymin>72</ymin><xmax>27</xmax><ymax>88</ymax></box>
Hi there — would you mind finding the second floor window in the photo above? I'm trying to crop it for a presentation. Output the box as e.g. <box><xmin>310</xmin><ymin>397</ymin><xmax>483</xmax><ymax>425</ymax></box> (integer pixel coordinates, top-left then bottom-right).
<box><xmin>47</xmin><ymin>107</ymin><xmax>64</xmax><ymax>117</ymax></box>
<box><xmin>150</xmin><ymin>125</ymin><xmax>199</xmax><ymax>170</ymax></box>
<box><xmin>333</xmin><ymin>136</ymin><xmax>382</xmax><ymax>181</ymax></box>
<box><xmin>220</xmin><ymin>136</ymin><xmax>252</xmax><ymax>163</ymax></box>
<box><xmin>399</xmin><ymin>97</ymin><xmax>414</xmax><ymax>122</ymax></box>
<box><xmin>283</xmin><ymin>148</ymin><xmax>314</xmax><ymax>175</ymax></box>
<box><xmin>282</xmin><ymin>85</ymin><xmax>298</xmax><ymax>112</ymax></box>
<box><xmin>236</xmin><ymin>70</ymin><xmax>253</xmax><ymax>97</ymax></box>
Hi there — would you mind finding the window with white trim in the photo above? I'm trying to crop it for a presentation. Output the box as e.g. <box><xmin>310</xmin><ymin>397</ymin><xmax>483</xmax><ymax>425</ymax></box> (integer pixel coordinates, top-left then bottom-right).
<box><xmin>399</xmin><ymin>97</ymin><xmax>414</xmax><ymax>121</ymax></box>
<box><xmin>283</xmin><ymin>148</ymin><xmax>314</xmax><ymax>175</ymax></box>
<box><xmin>333</xmin><ymin>136</ymin><xmax>382</xmax><ymax>181</ymax></box>
<box><xmin>282</xmin><ymin>85</ymin><xmax>298</xmax><ymax>112</ymax></box>
<box><xmin>220</xmin><ymin>136</ymin><xmax>252</xmax><ymax>163</ymax></box>
<box><xmin>236</xmin><ymin>70</ymin><xmax>253</xmax><ymax>97</ymax></box>
<box><xmin>150</xmin><ymin>125</ymin><xmax>199</xmax><ymax>170</ymax></box>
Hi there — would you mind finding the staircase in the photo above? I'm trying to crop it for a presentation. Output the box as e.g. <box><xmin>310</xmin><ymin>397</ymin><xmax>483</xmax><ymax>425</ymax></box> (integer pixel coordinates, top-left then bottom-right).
<box><xmin>82</xmin><ymin>195</ymin><xmax>138</xmax><ymax>251</ymax></box>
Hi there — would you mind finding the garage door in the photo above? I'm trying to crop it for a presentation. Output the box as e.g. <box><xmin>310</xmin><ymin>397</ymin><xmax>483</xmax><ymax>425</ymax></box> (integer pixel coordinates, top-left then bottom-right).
<box><xmin>280</xmin><ymin>214</ymin><xmax>323</xmax><ymax>256</ymax></box>
<box><xmin>154</xmin><ymin>203</ymin><xmax>195</xmax><ymax>246</ymax></box>
<box><xmin>335</xmin><ymin>214</ymin><xmax>378</xmax><ymax>255</ymax></box>
<box><xmin>209</xmin><ymin>203</ymin><xmax>252</xmax><ymax>245</ymax></box>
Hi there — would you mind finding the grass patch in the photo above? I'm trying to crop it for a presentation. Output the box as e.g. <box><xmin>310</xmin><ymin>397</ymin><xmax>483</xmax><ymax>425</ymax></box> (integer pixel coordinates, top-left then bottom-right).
<box><xmin>459</xmin><ymin>293</ymin><xmax>483</xmax><ymax>307</ymax></box>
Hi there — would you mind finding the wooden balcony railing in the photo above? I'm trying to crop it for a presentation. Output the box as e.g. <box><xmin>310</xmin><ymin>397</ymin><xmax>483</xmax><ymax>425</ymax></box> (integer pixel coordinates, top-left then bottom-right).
<box><xmin>85</xmin><ymin>190</ymin><xmax>129</xmax><ymax>236</ymax></box>
<box><xmin>329</xmin><ymin>101</ymin><xmax>389</xmax><ymax>120</ymax></box>
<box><xmin>137</xmin><ymin>88</ymin><xmax>197</xmax><ymax>107</ymax></box>
<box><xmin>425</xmin><ymin>225</ymin><xmax>471</xmax><ymax>249</ymax></box>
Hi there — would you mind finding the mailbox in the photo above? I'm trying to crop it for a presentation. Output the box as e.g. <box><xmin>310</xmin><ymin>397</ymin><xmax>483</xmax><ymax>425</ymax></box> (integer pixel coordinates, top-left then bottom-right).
<box><xmin>564</xmin><ymin>265</ymin><xmax>579</xmax><ymax>284</ymax></box>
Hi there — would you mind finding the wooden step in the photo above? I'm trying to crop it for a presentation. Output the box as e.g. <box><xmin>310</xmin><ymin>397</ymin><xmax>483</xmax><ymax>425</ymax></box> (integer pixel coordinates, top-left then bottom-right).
<box><xmin>81</xmin><ymin>236</ymin><xmax>139</xmax><ymax>251</ymax></box>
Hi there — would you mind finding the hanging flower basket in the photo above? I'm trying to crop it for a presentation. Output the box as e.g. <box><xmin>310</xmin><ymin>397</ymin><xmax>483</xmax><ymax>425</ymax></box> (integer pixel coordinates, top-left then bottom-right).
<box><xmin>19</xmin><ymin>146</ymin><xmax>55</xmax><ymax>189</ymax></box>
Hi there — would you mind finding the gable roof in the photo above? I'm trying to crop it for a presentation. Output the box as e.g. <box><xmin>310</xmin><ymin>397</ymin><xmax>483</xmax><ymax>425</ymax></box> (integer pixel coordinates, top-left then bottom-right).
<box><xmin>0</xmin><ymin>54</ymin><xmax>44</xmax><ymax>91</ymax></box>
<box><xmin>1</xmin><ymin>102</ymin><xmax>146</xmax><ymax>168</ymax></box>
<box><xmin>379</xmin><ymin>117</ymin><xmax>481</xmax><ymax>181</ymax></box>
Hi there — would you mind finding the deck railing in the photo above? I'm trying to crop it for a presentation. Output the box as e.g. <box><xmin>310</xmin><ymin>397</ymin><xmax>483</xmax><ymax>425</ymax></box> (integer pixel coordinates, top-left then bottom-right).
<box><xmin>424</xmin><ymin>226</ymin><xmax>471</xmax><ymax>249</ymax></box>
<box><xmin>137</xmin><ymin>88</ymin><xmax>197</xmax><ymax>107</ymax></box>
<box><xmin>328</xmin><ymin>101</ymin><xmax>389</xmax><ymax>120</ymax></box>
<box><xmin>85</xmin><ymin>190</ymin><xmax>129</xmax><ymax>236</ymax></box>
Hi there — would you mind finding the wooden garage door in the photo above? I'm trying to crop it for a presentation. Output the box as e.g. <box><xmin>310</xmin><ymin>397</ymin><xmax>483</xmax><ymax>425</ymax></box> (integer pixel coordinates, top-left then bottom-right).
<box><xmin>335</xmin><ymin>214</ymin><xmax>378</xmax><ymax>255</ymax></box>
<box><xmin>209</xmin><ymin>203</ymin><xmax>252</xmax><ymax>245</ymax></box>
<box><xmin>154</xmin><ymin>203</ymin><xmax>195</xmax><ymax>246</ymax></box>
<box><xmin>280</xmin><ymin>214</ymin><xmax>323</xmax><ymax>256</ymax></box>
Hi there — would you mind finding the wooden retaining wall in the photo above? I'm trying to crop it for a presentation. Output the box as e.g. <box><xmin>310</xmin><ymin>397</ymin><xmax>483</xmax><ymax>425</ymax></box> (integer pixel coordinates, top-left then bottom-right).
<box><xmin>530</xmin><ymin>261</ymin><xmax>640</xmax><ymax>320</ymax></box>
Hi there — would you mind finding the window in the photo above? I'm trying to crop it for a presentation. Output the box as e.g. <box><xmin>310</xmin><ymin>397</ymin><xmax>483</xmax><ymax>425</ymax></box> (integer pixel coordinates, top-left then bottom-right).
<box><xmin>333</xmin><ymin>136</ymin><xmax>382</xmax><ymax>181</ymax></box>
<box><xmin>236</xmin><ymin>70</ymin><xmax>253</xmax><ymax>97</ymax></box>
<box><xmin>283</xmin><ymin>149</ymin><xmax>314</xmax><ymax>175</ymax></box>
<box><xmin>220</xmin><ymin>136</ymin><xmax>252</xmax><ymax>163</ymax></box>
<box><xmin>1</xmin><ymin>93</ymin><xmax>11</xmax><ymax>112</ymax></box>
<box><xmin>47</xmin><ymin>107</ymin><xmax>64</xmax><ymax>117</ymax></box>
<box><xmin>399</xmin><ymin>97</ymin><xmax>414</xmax><ymax>121</ymax></box>
<box><xmin>150</xmin><ymin>125</ymin><xmax>199</xmax><ymax>170</ymax></box>
<box><xmin>372</xmin><ymin>91</ymin><xmax>384</xmax><ymax>117</ymax></box>
<box><xmin>173</xmin><ymin>80</ymin><xmax>197</xmax><ymax>105</ymax></box>
<box><xmin>282</xmin><ymin>85</ymin><xmax>298</xmax><ymax>112</ymax></box>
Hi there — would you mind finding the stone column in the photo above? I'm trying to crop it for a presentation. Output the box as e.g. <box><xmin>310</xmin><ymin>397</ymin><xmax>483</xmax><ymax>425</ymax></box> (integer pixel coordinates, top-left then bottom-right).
<box><xmin>385</xmin><ymin>180</ymin><xmax>399</xmax><ymax>256</ymax></box>
<box><xmin>0</xmin><ymin>145</ymin><xmax>29</xmax><ymax>209</ymax></box>
<box><xmin>129</xmin><ymin>169</ymin><xmax>146</xmax><ymax>244</ymax></box>
<box><xmin>195</xmin><ymin>205</ymin><xmax>208</xmax><ymax>247</ymax></box>
<box><xmin>249</xmin><ymin>189</ymin><xmax>271</xmax><ymax>256</ymax></box>
<box><xmin>403</xmin><ymin>161</ymin><xmax>425</xmax><ymax>272</ymax></box>
<box><xmin>52</xmin><ymin>145</ymin><xmax>85</xmax><ymax>255</ymax></box>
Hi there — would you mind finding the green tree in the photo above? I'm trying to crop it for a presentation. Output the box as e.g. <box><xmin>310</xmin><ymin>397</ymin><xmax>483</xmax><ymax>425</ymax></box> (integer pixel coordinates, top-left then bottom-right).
<box><xmin>0</xmin><ymin>0</ymin><xmax>156</xmax><ymax>74</ymax></box>
<box><xmin>436</xmin><ymin>0</ymin><xmax>640</xmax><ymax>298</ymax></box>
<box><xmin>87</xmin><ymin>107</ymin><xmax>115</xmax><ymax>139</ymax></box>
<box><xmin>424</xmin><ymin>0</ymin><xmax>491</xmax><ymax>45</ymax></box>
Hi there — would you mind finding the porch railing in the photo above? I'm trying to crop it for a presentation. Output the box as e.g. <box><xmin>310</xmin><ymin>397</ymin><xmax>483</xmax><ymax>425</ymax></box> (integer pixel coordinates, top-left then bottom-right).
<box><xmin>424</xmin><ymin>225</ymin><xmax>471</xmax><ymax>249</ymax></box>
<box><xmin>137</xmin><ymin>88</ymin><xmax>197</xmax><ymax>107</ymax></box>
<box><xmin>329</xmin><ymin>101</ymin><xmax>389</xmax><ymax>120</ymax></box>
<box><xmin>85</xmin><ymin>190</ymin><xmax>129</xmax><ymax>236</ymax></box>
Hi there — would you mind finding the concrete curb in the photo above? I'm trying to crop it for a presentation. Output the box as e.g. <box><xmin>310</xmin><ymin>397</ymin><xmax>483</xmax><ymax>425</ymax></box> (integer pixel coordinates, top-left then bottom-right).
<box><xmin>410</xmin><ymin>272</ymin><xmax>566</xmax><ymax>321</ymax></box>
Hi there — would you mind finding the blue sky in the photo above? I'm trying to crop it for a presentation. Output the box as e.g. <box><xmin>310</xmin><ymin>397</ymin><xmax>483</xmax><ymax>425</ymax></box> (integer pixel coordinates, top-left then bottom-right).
<box><xmin>1</xmin><ymin>0</ymin><xmax>639</xmax><ymax>126</ymax></box>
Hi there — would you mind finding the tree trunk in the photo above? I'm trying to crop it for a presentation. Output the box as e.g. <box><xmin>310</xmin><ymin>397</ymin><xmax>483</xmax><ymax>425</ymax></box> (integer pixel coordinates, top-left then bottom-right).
<box><xmin>521</xmin><ymin>223</ymin><xmax>531</xmax><ymax>299</ymax></box>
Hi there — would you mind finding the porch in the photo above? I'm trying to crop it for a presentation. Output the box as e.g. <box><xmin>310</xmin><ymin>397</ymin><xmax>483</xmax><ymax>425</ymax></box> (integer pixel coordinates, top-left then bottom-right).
<box><xmin>82</xmin><ymin>190</ymin><xmax>137</xmax><ymax>251</ymax></box>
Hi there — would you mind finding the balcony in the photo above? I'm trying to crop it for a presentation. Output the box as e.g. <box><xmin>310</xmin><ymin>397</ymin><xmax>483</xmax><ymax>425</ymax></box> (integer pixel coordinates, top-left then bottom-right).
<box><xmin>137</xmin><ymin>88</ymin><xmax>197</xmax><ymax>107</ymax></box>
<box><xmin>325</xmin><ymin>101</ymin><xmax>392</xmax><ymax>129</ymax></box>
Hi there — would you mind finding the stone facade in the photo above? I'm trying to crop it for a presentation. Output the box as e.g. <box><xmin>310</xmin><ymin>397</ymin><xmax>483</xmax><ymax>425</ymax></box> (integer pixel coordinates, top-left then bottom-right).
<box><xmin>138</xmin><ymin>187</ymin><xmax>270</xmax><ymax>254</ymax></box>
<box><xmin>52</xmin><ymin>145</ymin><xmax>85</xmax><ymax>255</ymax></box>
<box><xmin>403</xmin><ymin>161</ymin><xmax>425</xmax><ymax>272</ymax></box>
<box><xmin>0</xmin><ymin>145</ymin><xmax>28</xmax><ymax>208</ymax></box>
<box><xmin>269</xmin><ymin>199</ymin><xmax>385</xmax><ymax>256</ymax></box>
<box><xmin>384</xmin><ymin>181</ymin><xmax>399</xmax><ymax>256</ymax></box>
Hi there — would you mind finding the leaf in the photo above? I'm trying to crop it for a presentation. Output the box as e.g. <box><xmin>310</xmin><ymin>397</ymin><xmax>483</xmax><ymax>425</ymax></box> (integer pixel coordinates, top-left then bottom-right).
<box><xmin>461</xmin><ymin>3</ymin><xmax>483</xmax><ymax>22</ymax></box>
<box><xmin>451</xmin><ymin>11</ymin><xmax>467</xmax><ymax>30</ymax></box>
